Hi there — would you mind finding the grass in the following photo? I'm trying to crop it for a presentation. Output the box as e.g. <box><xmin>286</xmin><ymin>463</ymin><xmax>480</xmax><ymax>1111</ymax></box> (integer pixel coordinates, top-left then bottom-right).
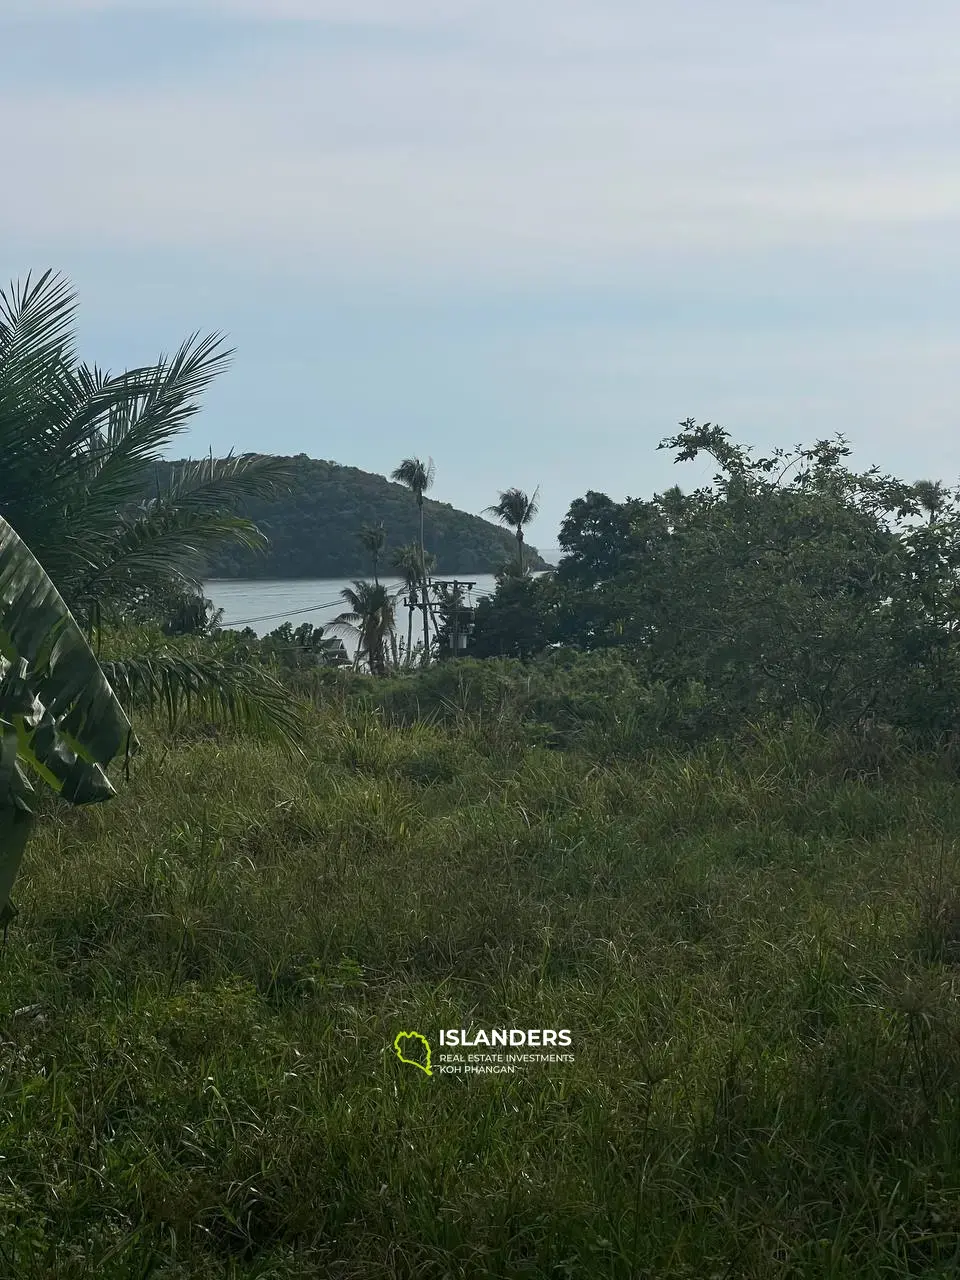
<box><xmin>4</xmin><ymin>703</ymin><xmax>960</xmax><ymax>1275</ymax></box>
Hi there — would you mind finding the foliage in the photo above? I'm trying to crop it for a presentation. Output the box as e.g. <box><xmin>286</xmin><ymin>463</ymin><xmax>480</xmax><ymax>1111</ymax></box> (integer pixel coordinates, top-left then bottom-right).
<box><xmin>483</xmin><ymin>485</ymin><xmax>541</xmax><ymax>572</ymax></box>
<box><xmin>0</xmin><ymin>273</ymin><xmax>293</xmax><ymax>627</ymax></box>
<box><xmin>0</xmin><ymin>513</ymin><xmax>136</xmax><ymax>922</ymax></box>
<box><xmin>356</xmin><ymin>519</ymin><xmax>386</xmax><ymax>584</ymax></box>
<box><xmin>329</xmin><ymin>580</ymin><xmax>398</xmax><ymax>676</ymax></box>
<box><xmin>225</xmin><ymin>620</ymin><xmax>348</xmax><ymax>671</ymax></box>
<box><xmin>390</xmin><ymin>541</ymin><xmax>435</xmax><ymax>669</ymax></box>
<box><xmin>472</xmin><ymin>421</ymin><xmax>960</xmax><ymax>738</ymax></box>
<box><xmin>0</xmin><ymin>269</ymin><xmax>310</xmax><ymax>918</ymax></box>
<box><xmin>469</xmin><ymin>568</ymin><xmax>555</xmax><ymax>659</ymax></box>
<box><xmin>391</xmin><ymin>455</ymin><xmax>436</xmax><ymax>660</ymax></box>
<box><xmin>390</xmin><ymin>456</ymin><xmax>435</xmax><ymax>507</ymax></box>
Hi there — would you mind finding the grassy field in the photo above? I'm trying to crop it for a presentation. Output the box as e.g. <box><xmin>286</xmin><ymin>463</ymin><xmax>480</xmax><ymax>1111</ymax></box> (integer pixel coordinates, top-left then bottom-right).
<box><xmin>4</xmin><ymin>702</ymin><xmax>960</xmax><ymax>1277</ymax></box>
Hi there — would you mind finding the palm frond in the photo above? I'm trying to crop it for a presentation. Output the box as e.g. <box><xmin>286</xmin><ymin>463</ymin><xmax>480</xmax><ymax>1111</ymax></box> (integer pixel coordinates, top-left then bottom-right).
<box><xmin>154</xmin><ymin>452</ymin><xmax>298</xmax><ymax>513</ymax></box>
<box><xmin>483</xmin><ymin>486</ymin><xmax>540</xmax><ymax>528</ymax></box>
<box><xmin>390</xmin><ymin>456</ymin><xmax>435</xmax><ymax>498</ymax></box>
<box><xmin>83</xmin><ymin>332</ymin><xmax>234</xmax><ymax>499</ymax></box>
<box><xmin>0</xmin><ymin>315</ymin><xmax>236</xmax><ymax>583</ymax></box>
<box><xmin>327</xmin><ymin>613</ymin><xmax>361</xmax><ymax>636</ymax></box>
<box><xmin>0</xmin><ymin>269</ymin><xmax>77</xmax><ymax>384</ymax></box>
<box><xmin>357</xmin><ymin>520</ymin><xmax>387</xmax><ymax>554</ymax></box>
<box><xmin>101</xmin><ymin>651</ymin><xmax>306</xmax><ymax>752</ymax></box>
<box><xmin>73</xmin><ymin>510</ymin><xmax>269</xmax><ymax>609</ymax></box>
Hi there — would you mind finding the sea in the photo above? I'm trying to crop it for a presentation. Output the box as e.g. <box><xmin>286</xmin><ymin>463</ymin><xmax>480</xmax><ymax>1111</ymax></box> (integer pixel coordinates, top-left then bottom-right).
<box><xmin>204</xmin><ymin>567</ymin><xmax>556</xmax><ymax>658</ymax></box>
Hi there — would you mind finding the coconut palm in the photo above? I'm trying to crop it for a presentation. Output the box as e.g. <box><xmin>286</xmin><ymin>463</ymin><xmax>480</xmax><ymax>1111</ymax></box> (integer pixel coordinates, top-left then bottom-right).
<box><xmin>914</xmin><ymin>479</ymin><xmax>949</xmax><ymax>526</ymax></box>
<box><xmin>357</xmin><ymin>520</ymin><xmax>386</xmax><ymax>584</ymax></box>
<box><xmin>390</xmin><ymin>457</ymin><xmax>435</xmax><ymax>663</ymax></box>
<box><xmin>391</xmin><ymin>541</ymin><xmax>435</xmax><ymax>666</ymax></box>
<box><xmin>0</xmin><ymin>270</ymin><xmax>298</xmax><ymax>721</ymax></box>
<box><xmin>329</xmin><ymin>580</ymin><xmax>397</xmax><ymax>676</ymax></box>
<box><xmin>0</xmin><ymin>269</ymin><xmax>304</xmax><ymax>921</ymax></box>
<box><xmin>483</xmin><ymin>486</ymin><xmax>541</xmax><ymax>573</ymax></box>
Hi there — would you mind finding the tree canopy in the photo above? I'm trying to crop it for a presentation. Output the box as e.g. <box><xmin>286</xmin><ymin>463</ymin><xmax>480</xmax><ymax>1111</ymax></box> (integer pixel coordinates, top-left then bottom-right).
<box><xmin>470</xmin><ymin>420</ymin><xmax>960</xmax><ymax>740</ymax></box>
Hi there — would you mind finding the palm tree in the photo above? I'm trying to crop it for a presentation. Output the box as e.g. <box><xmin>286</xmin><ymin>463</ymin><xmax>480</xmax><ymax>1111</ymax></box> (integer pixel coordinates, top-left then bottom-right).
<box><xmin>329</xmin><ymin>580</ymin><xmax>397</xmax><ymax>676</ymax></box>
<box><xmin>0</xmin><ymin>269</ymin><xmax>305</xmax><ymax>921</ymax></box>
<box><xmin>914</xmin><ymin>480</ymin><xmax>949</xmax><ymax>526</ymax></box>
<box><xmin>390</xmin><ymin>457</ymin><xmax>435</xmax><ymax>663</ymax></box>
<box><xmin>357</xmin><ymin>520</ymin><xmax>386</xmax><ymax>585</ymax></box>
<box><xmin>483</xmin><ymin>486</ymin><xmax>541</xmax><ymax>574</ymax></box>
<box><xmin>391</xmin><ymin>541</ymin><xmax>435</xmax><ymax>666</ymax></box>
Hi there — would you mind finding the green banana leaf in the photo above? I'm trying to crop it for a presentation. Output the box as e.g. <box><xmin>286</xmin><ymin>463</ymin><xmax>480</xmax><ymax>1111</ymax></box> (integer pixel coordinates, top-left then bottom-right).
<box><xmin>0</xmin><ymin>514</ymin><xmax>137</xmax><ymax>920</ymax></box>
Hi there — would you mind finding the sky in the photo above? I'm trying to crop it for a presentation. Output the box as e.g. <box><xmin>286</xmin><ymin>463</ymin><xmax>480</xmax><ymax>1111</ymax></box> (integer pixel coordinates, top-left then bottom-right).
<box><xmin>2</xmin><ymin>1</ymin><xmax>959</xmax><ymax>547</ymax></box>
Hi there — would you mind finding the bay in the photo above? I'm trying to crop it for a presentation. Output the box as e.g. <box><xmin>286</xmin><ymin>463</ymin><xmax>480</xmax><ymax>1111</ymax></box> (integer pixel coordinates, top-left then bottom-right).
<box><xmin>203</xmin><ymin>575</ymin><xmax>508</xmax><ymax>657</ymax></box>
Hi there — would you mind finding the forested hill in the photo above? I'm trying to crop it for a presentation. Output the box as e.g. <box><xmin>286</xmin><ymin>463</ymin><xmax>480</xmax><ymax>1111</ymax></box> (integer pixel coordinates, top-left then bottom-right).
<box><xmin>167</xmin><ymin>455</ymin><xmax>548</xmax><ymax>578</ymax></box>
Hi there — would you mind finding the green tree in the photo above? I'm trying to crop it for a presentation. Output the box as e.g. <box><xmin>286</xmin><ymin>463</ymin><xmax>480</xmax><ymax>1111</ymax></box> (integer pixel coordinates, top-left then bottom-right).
<box><xmin>330</xmin><ymin>580</ymin><xmax>397</xmax><ymax>676</ymax></box>
<box><xmin>469</xmin><ymin>570</ymin><xmax>553</xmax><ymax>659</ymax></box>
<box><xmin>483</xmin><ymin>486</ymin><xmax>540</xmax><ymax>573</ymax></box>
<box><xmin>473</xmin><ymin>419</ymin><xmax>960</xmax><ymax>738</ymax></box>
<box><xmin>914</xmin><ymin>479</ymin><xmax>949</xmax><ymax>526</ymax></box>
<box><xmin>633</xmin><ymin>422</ymin><xmax>928</xmax><ymax>727</ymax></box>
<box><xmin>391</xmin><ymin>541</ymin><xmax>434</xmax><ymax>667</ymax></box>
<box><xmin>357</xmin><ymin>520</ymin><xmax>386</xmax><ymax>585</ymax></box>
<box><xmin>390</xmin><ymin>457</ymin><xmax>435</xmax><ymax>663</ymax></box>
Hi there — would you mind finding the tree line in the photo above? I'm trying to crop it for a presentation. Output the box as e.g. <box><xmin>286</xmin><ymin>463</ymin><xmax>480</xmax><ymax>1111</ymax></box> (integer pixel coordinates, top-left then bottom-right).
<box><xmin>469</xmin><ymin>421</ymin><xmax>960</xmax><ymax>741</ymax></box>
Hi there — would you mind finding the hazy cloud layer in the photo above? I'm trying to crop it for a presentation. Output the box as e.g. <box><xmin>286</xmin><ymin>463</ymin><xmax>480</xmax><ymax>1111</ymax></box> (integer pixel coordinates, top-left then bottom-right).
<box><xmin>2</xmin><ymin>1</ymin><xmax>958</xmax><ymax>535</ymax></box>
<box><xmin>3</xmin><ymin>2</ymin><xmax>958</xmax><ymax>282</ymax></box>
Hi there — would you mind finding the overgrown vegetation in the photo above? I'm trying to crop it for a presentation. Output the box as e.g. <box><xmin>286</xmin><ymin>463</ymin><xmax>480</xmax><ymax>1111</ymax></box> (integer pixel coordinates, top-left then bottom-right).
<box><xmin>8</xmin><ymin>268</ymin><xmax>960</xmax><ymax>1274</ymax></box>
<box><xmin>5</xmin><ymin>703</ymin><xmax>960</xmax><ymax>1276</ymax></box>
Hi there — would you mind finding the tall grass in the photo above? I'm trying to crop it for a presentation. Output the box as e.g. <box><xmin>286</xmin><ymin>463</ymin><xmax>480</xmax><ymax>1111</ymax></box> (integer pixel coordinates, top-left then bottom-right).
<box><xmin>4</xmin><ymin>702</ymin><xmax>960</xmax><ymax>1276</ymax></box>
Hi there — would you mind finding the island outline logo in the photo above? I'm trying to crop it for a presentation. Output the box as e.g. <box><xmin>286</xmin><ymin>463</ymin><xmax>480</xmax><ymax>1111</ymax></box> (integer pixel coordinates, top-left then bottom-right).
<box><xmin>394</xmin><ymin>1030</ymin><xmax>433</xmax><ymax>1076</ymax></box>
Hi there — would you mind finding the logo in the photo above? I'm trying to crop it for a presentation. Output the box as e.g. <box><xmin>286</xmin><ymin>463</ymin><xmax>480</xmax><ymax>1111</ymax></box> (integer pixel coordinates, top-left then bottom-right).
<box><xmin>392</xmin><ymin>1026</ymin><xmax>574</xmax><ymax>1075</ymax></box>
<box><xmin>394</xmin><ymin>1030</ymin><xmax>433</xmax><ymax>1076</ymax></box>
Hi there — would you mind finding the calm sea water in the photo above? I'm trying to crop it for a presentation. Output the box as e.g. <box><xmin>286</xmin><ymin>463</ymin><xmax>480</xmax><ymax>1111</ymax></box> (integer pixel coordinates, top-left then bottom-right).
<box><xmin>204</xmin><ymin>575</ymin><xmax>508</xmax><ymax>656</ymax></box>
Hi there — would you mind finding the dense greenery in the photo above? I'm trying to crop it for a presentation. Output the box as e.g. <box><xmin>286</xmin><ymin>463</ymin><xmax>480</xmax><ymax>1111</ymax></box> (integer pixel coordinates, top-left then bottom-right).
<box><xmin>185</xmin><ymin>455</ymin><xmax>549</xmax><ymax>579</ymax></box>
<box><xmin>471</xmin><ymin>421</ymin><xmax>960</xmax><ymax>740</ymax></box>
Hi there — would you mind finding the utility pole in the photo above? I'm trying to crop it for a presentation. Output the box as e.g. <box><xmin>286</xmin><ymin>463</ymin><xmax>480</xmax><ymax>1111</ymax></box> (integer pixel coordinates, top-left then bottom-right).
<box><xmin>429</xmin><ymin>579</ymin><xmax>476</xmax><ymax>656</ymax></box>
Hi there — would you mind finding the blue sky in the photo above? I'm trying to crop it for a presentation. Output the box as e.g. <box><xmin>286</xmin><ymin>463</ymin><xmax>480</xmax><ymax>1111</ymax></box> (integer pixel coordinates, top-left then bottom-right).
<box><xmin>3</xmin><ymin>1</ymin><xmax>959</xmax><ymax>545</ymax></box>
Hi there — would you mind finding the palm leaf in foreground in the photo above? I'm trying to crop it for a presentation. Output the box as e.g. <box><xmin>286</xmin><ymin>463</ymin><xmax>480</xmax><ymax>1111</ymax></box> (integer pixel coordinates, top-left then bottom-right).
<box><xmin>0</xmin><ymin>513</ymin><xmax>136</xmax><ymax>920</ymax></box>
<box><xmin>100</xmin><ymin>651</ymin><xmax>306</xmax><ymax>751</ymax></box>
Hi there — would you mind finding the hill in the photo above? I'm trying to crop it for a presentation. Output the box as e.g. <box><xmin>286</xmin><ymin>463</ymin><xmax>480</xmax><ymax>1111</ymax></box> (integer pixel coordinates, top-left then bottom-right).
<box><xmin>176</xmin><ymin>455</ymin><xmax>548</xmax><ymax>578</ymax></box>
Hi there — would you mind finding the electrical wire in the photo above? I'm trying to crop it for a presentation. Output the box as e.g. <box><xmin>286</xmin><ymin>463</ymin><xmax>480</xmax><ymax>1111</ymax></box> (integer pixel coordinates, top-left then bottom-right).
<box><xmin>217</xmin><ymin>575</ymin><xmax>513</xmax><ymax>630</ymax></box>
<box><xmin>218</xmin><ymin>597</ymin><xmax>345</xmax><ymax>628</ymax></box>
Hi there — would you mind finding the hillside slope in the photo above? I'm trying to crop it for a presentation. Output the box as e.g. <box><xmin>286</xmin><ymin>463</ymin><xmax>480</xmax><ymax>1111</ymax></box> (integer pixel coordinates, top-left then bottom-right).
<box><xmin>171</xmin><ymin>455</ymin><xmax>548</xmax><ymax>578</ymax></box>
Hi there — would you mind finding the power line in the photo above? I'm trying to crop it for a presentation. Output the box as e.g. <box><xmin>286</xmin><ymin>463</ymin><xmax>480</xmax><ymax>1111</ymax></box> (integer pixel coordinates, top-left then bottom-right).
<box><xmin>218</xmin><ymin>597</ymin><xmax>345</xmax><ymax>628</ymax></box>
<box><xmin>216</xmin><ymin>574</ymin><xmax>514</xmax><ymax>631</ymax></box>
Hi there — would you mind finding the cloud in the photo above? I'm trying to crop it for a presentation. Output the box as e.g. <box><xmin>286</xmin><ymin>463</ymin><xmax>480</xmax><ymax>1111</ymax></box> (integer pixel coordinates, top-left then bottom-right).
<box><xmin>2</xmin><ymin>1</ymin><xmax>958</xmax><ymax>285</ymax></box>
<box><xmin>3</xmin><ymin>0</ymin><xmax>486</xmax><ymax>22</ymax></box>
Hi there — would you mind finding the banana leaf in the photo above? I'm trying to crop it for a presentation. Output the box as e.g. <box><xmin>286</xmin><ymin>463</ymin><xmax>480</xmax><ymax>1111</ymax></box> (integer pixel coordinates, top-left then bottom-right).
<box><xmin>0</xmin><ymin>513</ymin><xmax>136</xmax><ymax>920</ymax></box>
